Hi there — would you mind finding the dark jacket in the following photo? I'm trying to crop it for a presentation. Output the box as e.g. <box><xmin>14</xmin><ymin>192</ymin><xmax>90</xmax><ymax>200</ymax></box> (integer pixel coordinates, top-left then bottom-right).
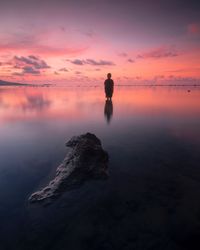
<box><xmin>104</xmin><ymin>79</ymin><xmax>114</xmax><ymax>98</ymax></box>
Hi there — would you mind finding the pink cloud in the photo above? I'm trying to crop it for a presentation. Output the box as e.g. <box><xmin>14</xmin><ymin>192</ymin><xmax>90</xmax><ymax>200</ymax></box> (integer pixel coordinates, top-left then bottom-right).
<box><xmin>127</xmin><ymin>58</ymin><xmax>134</xmax><ymax>63</ymax></box>
<box><xmin>136</xmin><ymin>46</ymin><xmax>179</xmax><ymax>59</ymax></box>
<box><xmin>34</xmin><ymin>46</ymin><xmax>88</xmax><ymax>56</ymax></box>
<box><xmin>187</xmin><ymin>23</ymin><xmax>200</xmax><ymax>35</ymax></box>
<box><xmin>0</xmin><ymin>42</ymin><xmax>88</xmax><ymax>57</ymax></box>
<box><xmin>0</xmin><ymin>32</ymin><xmax>88</xmax><ymax>57</ymax></box>
<box><xmin>68</xmin><ymin>58</ymin><xmax>115</xmax><ymax>66</ymax></box>
<box><xmin>59</xmin><ymin>67</ymin><xmax>68</xmax><ymax>72</ymax></box>
<box><xmin>7</xmin><ymin>55</ymin><xmax>51</xmax><ymax>76</ymax></box>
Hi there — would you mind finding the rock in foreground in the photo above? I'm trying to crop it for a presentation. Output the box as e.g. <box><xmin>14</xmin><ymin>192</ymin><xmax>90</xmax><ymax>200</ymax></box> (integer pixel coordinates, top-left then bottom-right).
<box><xmin>29</xmin><ymin>133</ymin><xmax>109</xmax><ymax>203</ymax></box>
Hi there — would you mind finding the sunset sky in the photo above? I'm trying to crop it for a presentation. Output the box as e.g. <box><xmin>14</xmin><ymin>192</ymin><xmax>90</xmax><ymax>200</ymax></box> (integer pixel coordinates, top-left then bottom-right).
<box><xmin>0</xmin><ymin>0</ymin><xmax>200</xmax><ymax>85</ymax></box>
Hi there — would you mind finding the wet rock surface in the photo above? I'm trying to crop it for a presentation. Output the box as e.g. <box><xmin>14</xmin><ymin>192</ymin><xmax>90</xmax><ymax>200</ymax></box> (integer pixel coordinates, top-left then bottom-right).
<box><xmin>29</xmin><ymin>133</ymin><xmax>109</xmax><ymax>203</ymax></box>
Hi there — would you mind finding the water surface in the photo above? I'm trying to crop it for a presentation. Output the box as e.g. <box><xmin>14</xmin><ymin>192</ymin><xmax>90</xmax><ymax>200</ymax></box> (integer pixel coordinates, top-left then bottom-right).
<box><xmin>0</xmin><ymin>86</ymin><xmax>200</xmax><ymax>250</ymax></box>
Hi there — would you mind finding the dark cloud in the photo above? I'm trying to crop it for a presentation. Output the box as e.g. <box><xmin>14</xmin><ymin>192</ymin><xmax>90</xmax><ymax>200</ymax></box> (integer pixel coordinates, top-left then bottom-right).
<box><xmin>54</xmin><ymin>71</ymin><xmax>59</xmax><ymax>75</ymax></box>
<box><xmin>22</xmin><ymin>66</ymin><xmax>40</xmax><ymax>75</ymax></box>
<box><xmin>136</xmin><ymin>46</ymin><xmax>179</xmax><ymax>59</ymax></box>
<box><xmin>59</xmin><ymin>67</ymin><xmax>68</xmax><ymax>72</ymax></box>
<box><xmin>14</xmin><ymin>55</ymin><xmax>50</xmax><ymax>69</ymax></box>
<box><xmin>69</xmin><ymin>59</ymin><xmax>84</xmax><ymax>65</ymax></box>
<box><xmin>10</xmin><ymin>55</ymin><xmax>50</xmax><ymax>76</ymax></box>
<box><xmin>75</xmin><ymin>71</ymin><xmax>82</xmax><ymax>74</ymax></box>
<box><xmin>28</xmin><ymin>55</ymin><xmax>39</xmax><ymax>60</ymax></box>
<box><xmin>12</xmin><ymin>66</ymin><xmax>40</xmax><ymax>76</ymax></box>
<box><xmin>127</xmin><ymin>58</ymin><xmax>134</xmax><ymax>63</ymax></box>
<box><xmin>86</xmin><ymin>59</ymin><xmax>115</xmax><ymax>66</ymax></box>
<box><xmin>69</xmin><ymin>58</ymin><xmax>115</xmax><ymax>66</ymax></box>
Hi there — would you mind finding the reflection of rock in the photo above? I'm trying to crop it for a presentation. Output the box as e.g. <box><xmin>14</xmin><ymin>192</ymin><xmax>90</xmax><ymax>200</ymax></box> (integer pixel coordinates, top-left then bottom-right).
<box><xmin>29</xmin><ymin>133</ymin><xmax>109</xmax><ymax>203</ymax></box>
<box><xmin>104</xmin><ymin>100</ymin><xmax>113</xmax><ymax>124</ymax></box>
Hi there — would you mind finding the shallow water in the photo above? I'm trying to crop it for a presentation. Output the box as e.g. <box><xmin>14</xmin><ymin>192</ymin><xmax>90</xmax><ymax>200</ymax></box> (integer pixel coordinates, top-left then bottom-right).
<box><xmin>0</xmin><ymin>85</ymin><xmax>200</xmax><ymax>250</ymax></box>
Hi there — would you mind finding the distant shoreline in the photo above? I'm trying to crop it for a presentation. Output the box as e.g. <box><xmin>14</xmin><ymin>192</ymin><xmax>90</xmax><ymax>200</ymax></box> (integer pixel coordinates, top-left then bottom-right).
<box><xmin>0</xmin><ymin>80</ymin><xmax>52</xmax><ymax>87</ymax></box>
<box><xmin>116</xmin><ymin>84</ymin><xmax>200</xmax><ymax>87</ymax></box>
<box><xmin>1</xmin><ymin>79</ymin><xmax>200</xmax><ymax>88</ymax></box>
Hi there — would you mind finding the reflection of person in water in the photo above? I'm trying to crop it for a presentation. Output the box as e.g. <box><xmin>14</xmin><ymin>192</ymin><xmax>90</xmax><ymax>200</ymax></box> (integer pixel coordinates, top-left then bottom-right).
<box><xmin>104</xmin><ymin>99</ymin><xmax>113</xmax><ymax>124</ymax></box>
<box><xmin>104</xmin><ymin>73</ymin><xmax>114</xmax><ymax>100</ymax></box>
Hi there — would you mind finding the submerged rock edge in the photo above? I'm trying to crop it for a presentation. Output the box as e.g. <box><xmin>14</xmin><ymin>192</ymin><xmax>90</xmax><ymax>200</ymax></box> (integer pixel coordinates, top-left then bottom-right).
<box><xmin>29</xmin><ymin>133</ymin><xmax>109</xmax><ymax>203</ymax></box>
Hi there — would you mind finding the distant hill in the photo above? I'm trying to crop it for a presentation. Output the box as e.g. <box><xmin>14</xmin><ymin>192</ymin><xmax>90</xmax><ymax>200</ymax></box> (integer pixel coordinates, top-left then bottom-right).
<box><xmin>0</xmin><ymin>79</ymin><xmax>29</xmax><ymax>86</ymax></box>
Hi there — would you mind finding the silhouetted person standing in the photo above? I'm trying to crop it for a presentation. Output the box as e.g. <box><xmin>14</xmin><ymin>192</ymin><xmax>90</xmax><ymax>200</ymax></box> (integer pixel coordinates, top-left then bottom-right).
<box><xmin>104</xmin><ymin>73</ymin><xmax>114</xmax><ymax>100</ymax></box>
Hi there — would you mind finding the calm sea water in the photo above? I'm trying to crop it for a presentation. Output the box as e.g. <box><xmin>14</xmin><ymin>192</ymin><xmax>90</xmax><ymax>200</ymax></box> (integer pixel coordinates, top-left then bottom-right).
<box><xmin>0</xmin><ymin>86</ymin><xmax>200</xmax><ymax>250</ymax></box>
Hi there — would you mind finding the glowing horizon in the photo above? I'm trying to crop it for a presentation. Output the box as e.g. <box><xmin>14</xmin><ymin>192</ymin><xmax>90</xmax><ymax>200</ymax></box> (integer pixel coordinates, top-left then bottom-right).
<box><xmin>0</xmin><ymin>0</ymin><xmax>200</xmax><ymax>85</ymax></box>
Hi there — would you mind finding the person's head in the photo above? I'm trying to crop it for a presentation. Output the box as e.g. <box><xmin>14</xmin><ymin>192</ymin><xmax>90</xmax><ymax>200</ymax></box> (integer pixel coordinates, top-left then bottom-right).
<box><xmin>107</xmin><ymin>73</ymin><xmax>112</xmax><ymax>79</ymax></box>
